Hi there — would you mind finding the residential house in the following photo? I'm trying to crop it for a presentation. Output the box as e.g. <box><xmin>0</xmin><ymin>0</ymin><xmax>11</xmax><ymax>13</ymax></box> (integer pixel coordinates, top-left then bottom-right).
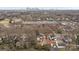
<box><xmin>36</xmin><ymin>33</ymin><xmax>59</xmax><ymax>48</ymax></box>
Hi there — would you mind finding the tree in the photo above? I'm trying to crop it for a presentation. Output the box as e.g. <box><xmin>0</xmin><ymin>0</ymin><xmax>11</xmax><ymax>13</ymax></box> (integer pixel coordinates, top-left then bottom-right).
<box><xmin>57</xmin><ymin>29</ymin><xmax>62</xmax><ymax>34</ymax></box>
<box><xmin>34</xmin><ymin>44</ymin><xmax>50</xmax><ymax>51</ymax></box>
<box><xmin>76</xmin><ymin>35</ymin><xmax>79</xmax><ymax>45</ymax></box>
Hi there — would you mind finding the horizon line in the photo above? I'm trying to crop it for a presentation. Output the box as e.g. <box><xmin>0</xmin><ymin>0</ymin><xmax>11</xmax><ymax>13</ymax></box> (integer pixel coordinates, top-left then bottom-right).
<box><xmin>0</xmin><ymin>7</ymin><xmax>79</xmax><ymax>10</ymax></box>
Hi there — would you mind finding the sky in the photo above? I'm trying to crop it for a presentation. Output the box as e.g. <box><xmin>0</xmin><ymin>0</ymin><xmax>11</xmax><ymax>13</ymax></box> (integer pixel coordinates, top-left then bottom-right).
<box><xmin>0</xmin><ymin>0</ymin><xmax>79</xmax><ymax>10</ymax></box>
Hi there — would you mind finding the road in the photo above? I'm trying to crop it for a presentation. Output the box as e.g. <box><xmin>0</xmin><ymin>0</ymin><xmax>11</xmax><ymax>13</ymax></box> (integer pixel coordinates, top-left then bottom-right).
<box><xmin>22</xmin><ymin>21</ymin><xmax>77</xmax><ymax>25</ymax></box>
<box><xmin>50</xmin><ymin>46</ymin><xmax>65</xmax><ymax>51</ymax></box>
<box><xmin>22</xmin><ymin>21</ymin><xmax>58</xmax><ymax>24</ymax></box>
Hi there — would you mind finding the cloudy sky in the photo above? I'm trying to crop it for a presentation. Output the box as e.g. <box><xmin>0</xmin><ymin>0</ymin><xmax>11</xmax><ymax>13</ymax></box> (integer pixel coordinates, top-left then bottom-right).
<box><xmin>0</xmin><ymin>0</ymin><xmax>79</xmax><ymax>10</ymax></box>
